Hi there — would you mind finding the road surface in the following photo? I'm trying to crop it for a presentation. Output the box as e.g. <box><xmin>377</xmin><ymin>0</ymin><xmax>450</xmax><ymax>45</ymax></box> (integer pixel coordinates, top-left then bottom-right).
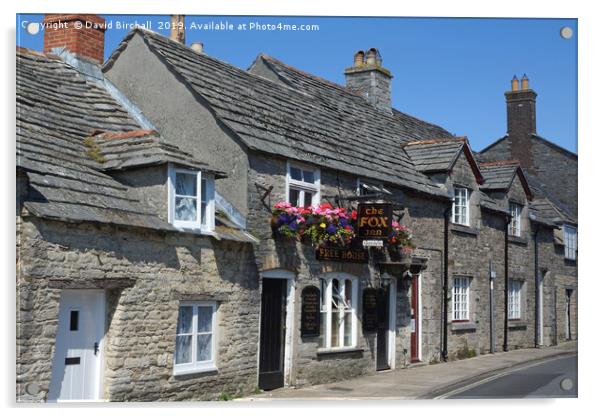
<box><xmin>445</xmin><ymin>354</ymin><xmax>577</xmax><ymax>399</ymax></box>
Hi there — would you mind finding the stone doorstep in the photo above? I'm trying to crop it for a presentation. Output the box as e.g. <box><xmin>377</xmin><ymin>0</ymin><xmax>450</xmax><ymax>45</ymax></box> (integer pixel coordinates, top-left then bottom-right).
<box><xmin>237</xmin><ymin>342</ymin><xmax>577</xmax><ymax>401</ymax></box>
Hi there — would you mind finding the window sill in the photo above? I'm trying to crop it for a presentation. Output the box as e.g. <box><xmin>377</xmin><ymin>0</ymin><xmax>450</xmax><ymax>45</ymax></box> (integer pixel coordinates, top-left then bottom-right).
<box><xmin>564</xmin><ymin>257</ymin><xmax>577</xmax><ymax>264</ymax></box>
<box><xmin>508</xmin><ymin>235</ymin><xmax>528</xmax><ymax>246</ymax></box>
<box><xmin>451</xmin><ymin>321</ymin><xmax>477</xmax><ymax>332</ymax></box>
<box><xmin>450</xmin><ymin>224</ymin><xmax>479</xmax><ymax>236</ymax></box>
<box><xmin>173</xmin><ymin>365</ymin><xmax>218</xmax><ymax>377</ymax></box>
<box><xmin>317</xmin><ymin>347</ymin><xmax>364</xmax><ymax>356</ymax></box>
<box><xmin>509</xmin><ymin>320</ymin><xmax>527</xmax><ymax>330</ymax></box>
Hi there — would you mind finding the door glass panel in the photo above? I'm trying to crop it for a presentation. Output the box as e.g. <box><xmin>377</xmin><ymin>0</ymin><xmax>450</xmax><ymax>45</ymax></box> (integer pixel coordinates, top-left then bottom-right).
<box><xmin>69</xmin><ymin>310</ymin><xmax>79</xmax><ymax>331</ymax></box>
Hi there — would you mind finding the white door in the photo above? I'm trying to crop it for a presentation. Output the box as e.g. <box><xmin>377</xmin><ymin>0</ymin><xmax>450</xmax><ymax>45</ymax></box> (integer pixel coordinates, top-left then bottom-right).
<box><xmin>48</xmin><ymin>290</ymin><xmax>105</xmax><ymax>401</ymax></box>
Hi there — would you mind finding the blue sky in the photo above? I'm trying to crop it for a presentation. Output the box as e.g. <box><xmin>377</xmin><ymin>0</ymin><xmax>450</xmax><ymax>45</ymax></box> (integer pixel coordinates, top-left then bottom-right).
<box><xmin>16</xmin><ymin>14</ymin><xmax>577</xmax><ymax>153</ymax></box>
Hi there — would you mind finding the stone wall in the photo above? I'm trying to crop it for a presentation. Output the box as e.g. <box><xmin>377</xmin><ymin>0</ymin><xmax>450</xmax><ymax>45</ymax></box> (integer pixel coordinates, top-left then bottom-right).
<box><xmin>16</xmin><ymin>216</ymin><xmax>260</xmax><ymax>402</ymax></box>
<box><xmin>103</xmin><ymin>32</ymin><xmax>250</xmax><ymax>217</ymax></box>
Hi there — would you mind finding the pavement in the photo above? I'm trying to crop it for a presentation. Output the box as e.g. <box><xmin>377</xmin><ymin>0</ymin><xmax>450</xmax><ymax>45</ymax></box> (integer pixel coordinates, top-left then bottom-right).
<box><xmin>238</xmin><ymin>341</ymin><xmax>577</xmax><ymax>401</ymax></box>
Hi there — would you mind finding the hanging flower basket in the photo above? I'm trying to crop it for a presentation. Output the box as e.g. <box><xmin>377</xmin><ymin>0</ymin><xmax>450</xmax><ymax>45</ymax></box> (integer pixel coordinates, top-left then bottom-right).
<box><xmin>271</xmin><ymin>201</ymin><xmax>356</xmax><ymax>247</ymax></box>
<box><xmin>271</xmin><ymin>201</ymin><xmax>415</xmax><ymax>252</ymax></box>
<box><xmin>387</xmin><ymin>220</ymin><xmax>415</xmax><ymax>257</ymax></box>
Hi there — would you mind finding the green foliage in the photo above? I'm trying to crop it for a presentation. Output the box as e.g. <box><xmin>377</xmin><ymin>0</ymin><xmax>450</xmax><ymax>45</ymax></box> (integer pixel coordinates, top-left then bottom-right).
<box><xmin>217</xmin><ymin>391</ymin><xmax>233</xmax><ymax>401</ymax></box>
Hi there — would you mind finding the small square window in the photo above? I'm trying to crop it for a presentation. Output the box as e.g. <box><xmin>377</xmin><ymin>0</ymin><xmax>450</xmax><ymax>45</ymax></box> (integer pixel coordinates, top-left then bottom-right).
<box><xmin>287</xmin><ymin>162</ymin><xmax>320</xmax><ymax>207</ymax></box>
<box><xmin>168</xmin><ymin>165</ymin><xmax>215</xmax><ymax>232</ymax></box>
<box><xmin>174</xmin><ymin>302</ymin><xmax>217</xmax><ymax>374</ymax></box>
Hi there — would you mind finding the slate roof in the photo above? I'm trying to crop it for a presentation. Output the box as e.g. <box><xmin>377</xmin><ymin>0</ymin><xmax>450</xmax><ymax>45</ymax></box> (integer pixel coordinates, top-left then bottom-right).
<box><xmin>16</xmin><ymin>47</ymin><xmax>254</xmax><ymax>243</ymax></box>
<box><xmin>92</xmin><ymin>130</ymin><xmax>226</xmax><ymax>176</ymax></box>
<box><xmin>479</xmin><ymin>160</ymin><xmax>533</xmax><ymax>200</ymax></box>
<box><xmin>524</xmin><ymin>172</ymin><xmax>576</xmax><ymax>224</ymax></box>
<box><xmin>104</xmin><ymin>29</ymin><xmax>454</xmax><ymax>199</ymax></box>
<box><xmin>402</xmin><ymin>138</ymin><xmax>464</xmax><ymax>172</ymax></box>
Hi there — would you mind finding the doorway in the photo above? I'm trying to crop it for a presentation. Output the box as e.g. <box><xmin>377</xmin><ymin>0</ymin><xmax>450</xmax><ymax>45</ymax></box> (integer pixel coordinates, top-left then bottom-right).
<box><xmin>258</xmin><ymin>277</ymin><xmax>288</xmax><ymax>390</ymax></box>
<box><xmin>565</xmin><ymin>289</ymin><xmax>573</xmax><ymax>340</ymax></box>
<box><xmin>376</xmin><ymin>285</ymin><xmax>391</xmax><ymax>371</ymax></box>
<box><xmin>48</xmin><ymin>290</ymin><xmax>105</xmax><ymax>401</ymax></box>
<box><xmin>410</xmin><ymin>274</ymin><xmax>421</xmax><ymax>362</ymax></box>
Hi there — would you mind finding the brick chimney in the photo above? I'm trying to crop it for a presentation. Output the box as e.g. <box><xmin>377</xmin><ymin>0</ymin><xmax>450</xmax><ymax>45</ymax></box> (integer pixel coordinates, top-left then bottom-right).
<box><xmin>345</xmin><ymin>48</ymin><xmax>393</xmax><ymax>113</ymax></box>
<box><xmin>43</xmin><ymin>14</ymin><xmax>106</xmax><ymax>64</ymax></box>
<box><xmin>505</xmin><ymin>74</ymin><xmax>537</xmax><ymax>169</ymax></box>
<box><xmin>170</xmin><ymin>15</ymin><xmax>185</xmax><ymax>44</ymax></box>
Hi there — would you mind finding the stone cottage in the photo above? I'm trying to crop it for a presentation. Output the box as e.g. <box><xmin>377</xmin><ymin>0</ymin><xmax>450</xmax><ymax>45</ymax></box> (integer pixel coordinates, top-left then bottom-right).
<box><xmin>16</xmin><ymin>14</ymin><xmax>577</xmax><ymax>402</ymax></box>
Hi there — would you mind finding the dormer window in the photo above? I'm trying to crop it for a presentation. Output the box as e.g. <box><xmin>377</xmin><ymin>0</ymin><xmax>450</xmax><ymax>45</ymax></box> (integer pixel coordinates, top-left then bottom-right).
<box><xmin>509</xmin><ymin>203</ymin><xmax>522</xmax><ymax>237</ymax></box>
<box><xmin>452</xmin><ymin>186</ymin><xmax>470</xmax><ymax>226</ymax></box>
<box><xmin>286</xmin><ymin>161</ymin><xmax>320</xmax><ymax>207</ymax></box>
<box><xmin>168</xmin><ymin>164</ymin><xmax>215</xmax><ymax>232</ymax></box>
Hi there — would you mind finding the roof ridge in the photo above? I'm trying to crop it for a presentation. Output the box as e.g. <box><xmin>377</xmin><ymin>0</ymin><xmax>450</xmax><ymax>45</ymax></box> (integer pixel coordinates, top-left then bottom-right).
<box><xmin>480</xmin><ymin>159</ymin><xmax>520</xmax><ymax>167</ymax></box>
<box><xmin>404</xmin><ymin>137</ymin><xmax>466</xmax><ymax>146</ymax></box>
<box><xmin>260</xmin><ymin>53</ymin><xmax>361</xmax><ymax>97</ymax></box>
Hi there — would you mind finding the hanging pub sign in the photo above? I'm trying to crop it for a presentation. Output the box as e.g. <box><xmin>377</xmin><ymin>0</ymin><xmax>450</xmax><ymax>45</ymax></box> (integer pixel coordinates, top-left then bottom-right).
<box><xmin>362</xmin><ymin>288</ymin><xmax>379</xmax><ymax>332</ymax></box>
<box><xmin>300</xmin><ymin>285</ymin><xmax>321</xmax><ymax>338</ymax></box>
<box><xmin>315</xmin><ymin>246</ymin><xmax>369</xmax><ymax>263</ymax></box>
<box><xmin>357</xmin><ymin>203</ymin><xmax>393</xmax><ymax>240</ymax></box>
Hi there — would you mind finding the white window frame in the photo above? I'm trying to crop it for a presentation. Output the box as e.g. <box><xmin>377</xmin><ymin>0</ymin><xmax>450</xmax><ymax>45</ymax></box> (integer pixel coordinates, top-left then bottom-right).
<box><xmin>564</xmin><ymin>225</ymin><xmax>577</xmax><ymax>260</ymax></box>
<box><xmin>508</xmin><ymin>279</ymin><xmax>523</xmax><ymax>320</ymax></box>
<box><xmin>167</xmin><ymin>163</ymin><xmax>215</xmax><ymax>233</ymax></box>
<box><xmin>509</xmin><ymin>203</ymin><xmax>522</xmax><ymax>237</ymax></box>
<box><xmin>452</xmin><ymin>276</ymin><xmax>470</xmax><ymax>321</ymax></box>
<box><xmin>173</xmin><ymin>301</ymin><xmax>218</xmax><ymax>375</ymax></box>
<box><xmin>356</xmin><ymin>178</ymin><xmax>392</xmax><ymax>197</ymax></box>
<box><xmin>318</xmin><ymin>274</ymin><xmax>359</xmax><ymax>350</ymax></box>
<box><xmin>452</xmin><ymin>186</ymin><xmax>470</xmax><ymax>226</ymax></box>
<box><xmin>286</xmin><ymin>161</ymin><xmax>321</xmax><ymax>207</ymax></box>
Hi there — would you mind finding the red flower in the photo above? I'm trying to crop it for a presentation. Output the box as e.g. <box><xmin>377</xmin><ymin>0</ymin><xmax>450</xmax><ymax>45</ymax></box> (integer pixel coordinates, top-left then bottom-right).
<box><xmin>319</xmin><ymin>203</ymin><xmax>333</xmax><ymax>210</ymax></box>
<box><xmin>351</xmin><ymin>210</ymin><xmax>357</xmax><ymax>220</ymax></box>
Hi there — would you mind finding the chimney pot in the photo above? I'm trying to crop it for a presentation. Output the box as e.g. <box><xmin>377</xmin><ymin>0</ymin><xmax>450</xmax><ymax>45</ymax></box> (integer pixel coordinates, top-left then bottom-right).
<box><xmin>511</xmin><ymin>75</ymin><xmax>519</xmax><ymax>91</ymax></box>
<box><xmin>190</xmin><ymin>42</ymin><xmax>204</xmax><ymax>54</ymax></box>
<box><xmin>353</xmin><ymin>50</ymin><xmax>365</xmax><ymax>67</ymax></box>
<box><xmin>43</xmin><ymin>14</ymin><xmax>106</xmax><ymax>64</ymax></box>
<box><xmin>366</xmin><ymin>48</ymin><xmax>378</xmax><ymax>66</ymax></box>
<box><xmin>521</xmin><ymin>74</ymin><xmax>530</xmax><ymax>90</ymax></box>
